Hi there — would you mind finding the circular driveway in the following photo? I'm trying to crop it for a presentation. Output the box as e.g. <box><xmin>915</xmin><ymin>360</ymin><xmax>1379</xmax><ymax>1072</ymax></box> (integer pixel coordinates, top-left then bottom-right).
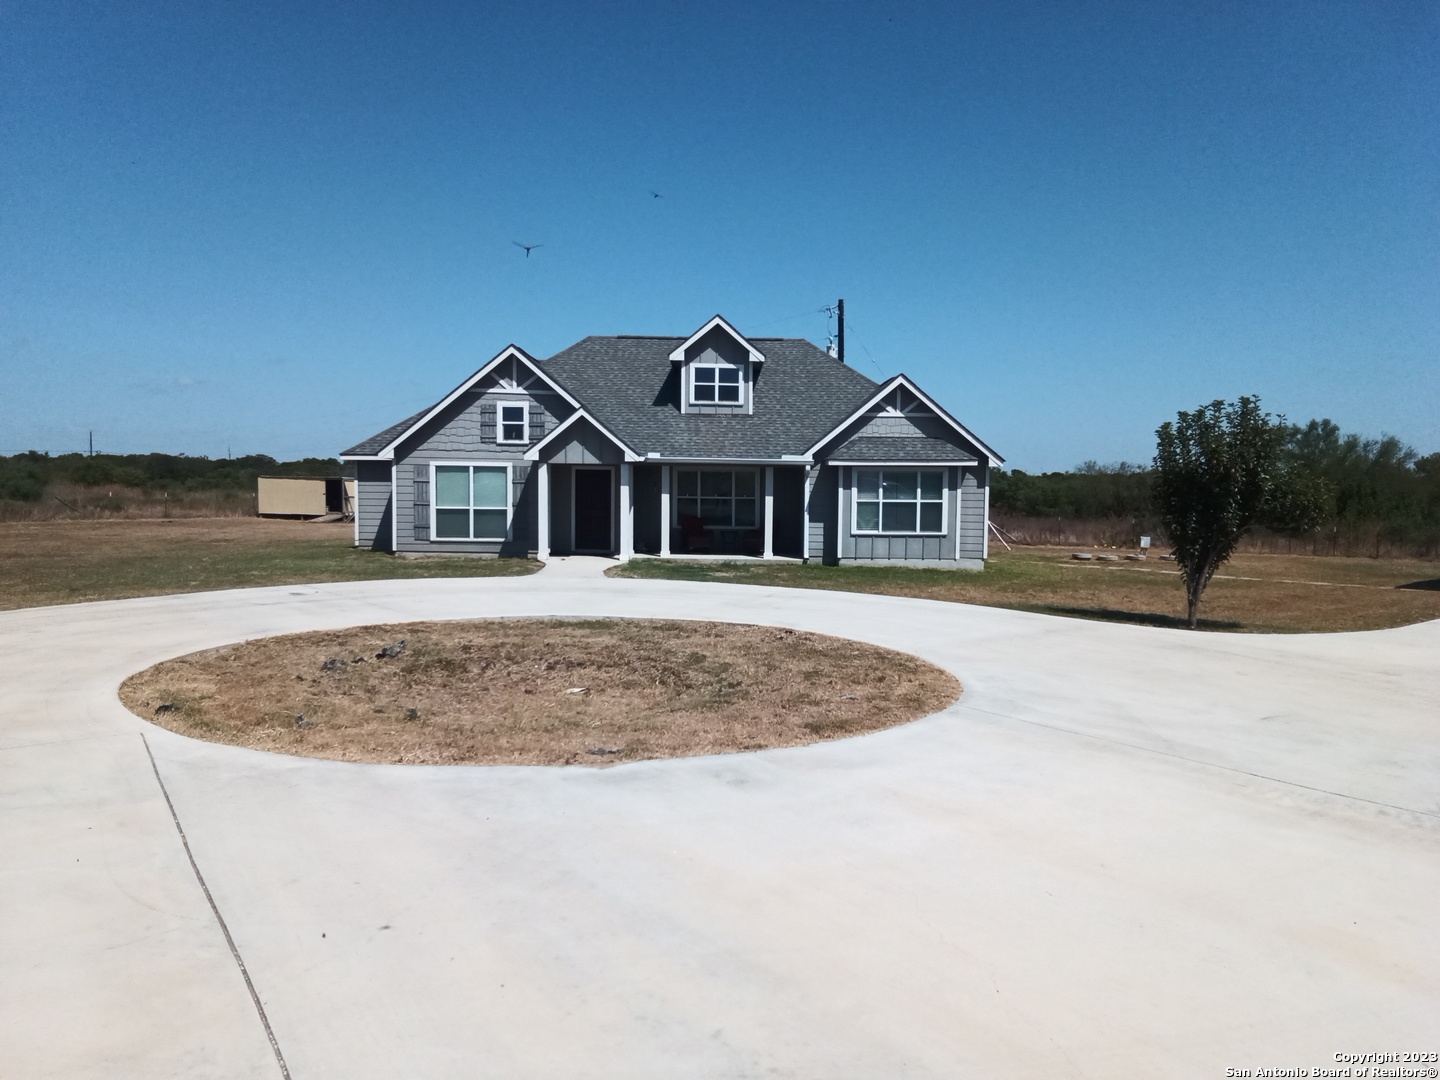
<box><xmin>2</xmin><ymin>571</ymin><xmax>1437</xmax><ymax>1079</ymax></box>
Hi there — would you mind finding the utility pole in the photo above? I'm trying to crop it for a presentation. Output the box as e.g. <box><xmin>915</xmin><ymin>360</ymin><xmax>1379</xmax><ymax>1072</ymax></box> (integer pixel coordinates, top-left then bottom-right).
<box><xmin>837</xmin><ymin>298</ymin><xmax>845</xmax><ymax>365</ymax></box>
<box><xmin>88</xmin><ymin>431</ymin><xmax>93</xmax><ymax>457</ymax></box>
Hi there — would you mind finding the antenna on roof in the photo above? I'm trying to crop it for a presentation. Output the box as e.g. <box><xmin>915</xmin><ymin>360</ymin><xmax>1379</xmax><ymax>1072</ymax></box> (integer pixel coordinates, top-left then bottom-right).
<box><xmin>822</xmin><ymin>299</ymin><xmax>846</xmax><ymax>363</ymax></box>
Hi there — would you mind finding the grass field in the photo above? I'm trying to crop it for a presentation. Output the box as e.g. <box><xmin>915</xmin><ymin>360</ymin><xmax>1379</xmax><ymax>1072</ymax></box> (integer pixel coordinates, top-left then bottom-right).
<box><xmin>0</xmin><ymin>517</ymin><xmax>536</xmax><ymax>610</ymax></box>
<box><xmin>4</xmin><ymin>519</ymin><xmax>1436</xmax><ymax>632</ymax></box>
<box><xmin>609</xmin><ymin>547</ymin><xmax>1440</xmax><ymax>633</ymax></box>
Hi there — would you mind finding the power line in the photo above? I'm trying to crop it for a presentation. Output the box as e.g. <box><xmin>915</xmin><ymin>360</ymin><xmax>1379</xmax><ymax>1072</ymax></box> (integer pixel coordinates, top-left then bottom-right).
<box><xmin>839</xmin><ymin>318</ymin><xmax>887</xmax><ymax>379</ymax></box>
<box><xmin>748</xmin><ymin>305</ymin><xmax>830</xmax><ymax>332</ymax></box>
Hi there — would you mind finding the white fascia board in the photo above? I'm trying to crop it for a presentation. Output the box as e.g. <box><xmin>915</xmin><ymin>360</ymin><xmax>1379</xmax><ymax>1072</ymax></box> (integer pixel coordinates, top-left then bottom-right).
<box><xmin>666</xmin><ymin>314</ymin><xmax>766</xmax><ymax>366</ymax></box>
<box><xmin>374</xmin><ymin>345</ymin><xmax>581</xmax><ymax>459</ymax></box>
<box><xmin>338</xmin><ymin>455</ymin><xmax>390</xmax><ymax>462</ymax></box>
<box><xmin>803</xmin><ymin>374</ymin><xmax>1005</xmax><ymax>466</ymax></box>
<box><xmin>828</xmin><ymin>459</ymin><xmax>978</xmax><ymax>467</ymax></box>
<box><xmin>645</xmin><ymin>456</ymin><xmax>799</xmax><ymax>465</ymax></box>
<box><xmin>522</xmin><ymin>408</ymin><xmax>643</xmax><ymax>462</ymax></box>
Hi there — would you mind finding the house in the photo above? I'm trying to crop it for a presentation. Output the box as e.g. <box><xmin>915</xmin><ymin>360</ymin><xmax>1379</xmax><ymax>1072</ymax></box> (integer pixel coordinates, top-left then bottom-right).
<box><xmin>340</xmin><ymin>315</ymin><xmax>1003</xmax><ymax>567</ymax></box>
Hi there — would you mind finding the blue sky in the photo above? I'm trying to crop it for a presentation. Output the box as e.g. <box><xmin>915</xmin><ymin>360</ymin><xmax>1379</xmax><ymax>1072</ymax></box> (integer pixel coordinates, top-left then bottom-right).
<box><xmin>2</xmin><ymin>0</ymin><xmax>1435</xmax><ymax>470</ymax></box>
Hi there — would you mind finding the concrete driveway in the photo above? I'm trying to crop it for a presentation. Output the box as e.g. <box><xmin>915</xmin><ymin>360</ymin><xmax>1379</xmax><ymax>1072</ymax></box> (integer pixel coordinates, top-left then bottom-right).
<box><xmin>2</xmin><ymin>572</ymin><xmax>1436</xmax><ymax>1079</ymax></box>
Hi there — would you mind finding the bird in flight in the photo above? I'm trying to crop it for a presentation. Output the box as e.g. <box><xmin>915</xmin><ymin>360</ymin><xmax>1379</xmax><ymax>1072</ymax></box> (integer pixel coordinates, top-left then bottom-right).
<box><xmin>513</xmin><ymin>241</ymin><xmax>543</xmax><ymax>258</ymax></box>
<box><xmin>649</xmin><ymin>190</ymin><xmax>663</xmax><ymax>199</ymax></box>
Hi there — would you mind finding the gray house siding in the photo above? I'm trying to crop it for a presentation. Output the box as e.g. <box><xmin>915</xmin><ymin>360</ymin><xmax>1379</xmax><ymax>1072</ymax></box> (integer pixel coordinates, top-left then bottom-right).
<box><xmin>390</xmin><ymin>387</ymin><xmax>570</xmax><ymax>556</ymax></box>
<box><xmin>683</xmin><ymin>328</ymin><xmax>753</xmax><ymax>415</ymax></box>
<box><xmin>535</xmin><ymin>418</ymin><xmax>625</xmax><ymax>465</ymax></box>
<box><xmin>355</xmin><ymin>461</ymin><xmax>393</xmax><ymax>552</ymax></box>
<box><xmin>957</xmin><ymin>464</ymin><xmax>987</xmax><ymax>562</ymax></box>
<box><xmin>806</xmin><ymin>465</ymin><xmax>839</xmax><ymax>564</ymax></box>
<box><xmin>834</xmin><ymin>464</ymin><xmax>981</xmax><ymax>567</ymax></box>
<box><xmin>549</xmin><ymin>466</ymin><xmax>573</xmax><ymax>554</ymax></box>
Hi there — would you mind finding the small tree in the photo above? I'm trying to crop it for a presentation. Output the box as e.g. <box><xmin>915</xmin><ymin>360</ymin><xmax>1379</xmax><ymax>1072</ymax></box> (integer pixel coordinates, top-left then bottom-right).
<box><xmin>1153</xmin><ymin>397</ymin><xmax>1287</xmax><ymax>628</ymax></box>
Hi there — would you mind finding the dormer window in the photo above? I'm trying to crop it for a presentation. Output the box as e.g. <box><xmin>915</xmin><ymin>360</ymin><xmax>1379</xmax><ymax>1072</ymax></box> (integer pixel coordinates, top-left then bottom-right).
<box><xmin>498</xmin><ymin>403</ymin><xmax>528</xmax><ymax>444</ymax></box>
<box><xmin>670</xmin><ymin>315</ymin><xmax>766</xmax><ymax>415</ymax></box>
<box><xmin>692</xmin><ymin>362</ymin><xmax>741</xmax><ymax>404</ymax></box>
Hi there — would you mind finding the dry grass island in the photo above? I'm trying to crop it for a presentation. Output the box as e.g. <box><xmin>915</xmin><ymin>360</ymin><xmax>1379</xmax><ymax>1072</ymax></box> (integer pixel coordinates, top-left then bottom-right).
<box><xmin>120</xmin><ymin>619</ymin><xmax>963</xmax><ymax>766</ymax></box>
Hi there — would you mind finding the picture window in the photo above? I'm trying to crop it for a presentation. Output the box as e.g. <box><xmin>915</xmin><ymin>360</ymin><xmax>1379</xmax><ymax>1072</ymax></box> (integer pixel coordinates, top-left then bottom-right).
<box><xmin>434</xmin><ymin>464</ymin><xmax>510</xmax><ymax>540</ymax></box>
<box><xmin>674</xmin><ymin>469</ymin><xmax>757</xmax><ymax>528</ymax></box>
<box><xmin>854</xmin><ymin>469</ymin><xmax>945</xmax><ymax>534</ymax></box>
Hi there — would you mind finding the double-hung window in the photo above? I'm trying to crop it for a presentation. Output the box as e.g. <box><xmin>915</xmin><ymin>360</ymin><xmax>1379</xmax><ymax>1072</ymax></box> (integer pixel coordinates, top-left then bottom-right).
<box><xmin>692</xmin><ymin>363</ymin><xmax>741</xmax><ymax>404</ymax></box>
<box><xmin>434</xmin><ymin>464</ymin><xmax>510</xmax><ymax>540</ymax></box>
<box><xmin>854</xmin><ymin>469</ymin><xmax>945</xmax><ymax>534</ymax></box>
<box><xmin>675</xmin><ymin>469</ymin><xmax>757</xmax><ymax>528</ymax></box>
<box><xmin>497</xmin><ymin>403</ymin><xmax>528</xmax><ymax>444</ymax></box>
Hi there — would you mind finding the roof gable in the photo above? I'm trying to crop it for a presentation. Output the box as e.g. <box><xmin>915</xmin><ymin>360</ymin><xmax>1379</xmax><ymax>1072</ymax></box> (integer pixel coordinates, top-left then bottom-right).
<box><xmin>805</xmin><ymin>375</ymin><xmax>1004</xmax><ymax>466</ymax></box>
<box><xmin>340</xmin><ymin>346</ymin><xmax>579</xmax><ymax>461</ymax></box>
<box><xmin>667</xmin><ymin>315</ymin><xmax>766</xmax><ymax>366</ymax></box>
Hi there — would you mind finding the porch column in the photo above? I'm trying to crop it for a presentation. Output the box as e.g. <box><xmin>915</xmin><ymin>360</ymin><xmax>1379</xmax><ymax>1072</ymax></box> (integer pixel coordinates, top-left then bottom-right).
<box><xmin>619</xmin><ymin>462</ymin><xmax>634</xmax><ymax>561</ymax></box>
<box><xmin>762</xmin><ymin>466</ymin><xmax>774</xmax><ymax>558</ymax></box>
<box><xmin>535</xmin><ymin>462</ymin><xmax>550</xmax><ymax>560</ymax></box>
<box><xmin>801</xmin><ymin>465</ymin><xmax>811</xmax><ymax>562</ymax></box>
<box><xmin>659</xmin><ymin>465</ymin><xmax>671</xmax><ymax>556</ymax></box>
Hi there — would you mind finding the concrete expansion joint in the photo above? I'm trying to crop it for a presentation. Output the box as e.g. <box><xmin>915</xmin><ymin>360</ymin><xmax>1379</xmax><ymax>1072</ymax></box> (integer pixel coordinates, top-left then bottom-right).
<box><xmin>141</xmin><ymin>733</ymin><xmax>293</xmax><ymax>1080</ymax></box>
<box><xmin>958</xmin><ymin>703</ymin><xmax>1440</xmax><ymax>822</ymax></box>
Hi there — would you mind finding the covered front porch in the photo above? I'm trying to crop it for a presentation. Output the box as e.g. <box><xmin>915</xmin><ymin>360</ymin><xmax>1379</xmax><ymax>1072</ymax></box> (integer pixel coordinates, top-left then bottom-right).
<box><xmin>534</xmin><ymin>462</ymin><xmax>810</xmax><ymax>561</ymax></box>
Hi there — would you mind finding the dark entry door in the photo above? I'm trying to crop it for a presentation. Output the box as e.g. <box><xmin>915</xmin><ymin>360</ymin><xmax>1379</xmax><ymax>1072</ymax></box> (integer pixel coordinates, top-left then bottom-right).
<box><xmin>573</xmin><ymin>469</ymin><xmax>613</xmax><ymax>552</ymax></box>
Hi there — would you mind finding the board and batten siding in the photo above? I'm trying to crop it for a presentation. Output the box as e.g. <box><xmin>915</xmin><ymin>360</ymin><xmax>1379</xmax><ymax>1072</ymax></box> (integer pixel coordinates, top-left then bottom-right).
<box><xmin>682</xmin><ymin>328</ymin><xmax>753</xmax><ymax>415</ymax></box>
<box><xmin>355</xmin><ymin>461</ymin><xmax>393</xmax><ymax>551</ymax></box>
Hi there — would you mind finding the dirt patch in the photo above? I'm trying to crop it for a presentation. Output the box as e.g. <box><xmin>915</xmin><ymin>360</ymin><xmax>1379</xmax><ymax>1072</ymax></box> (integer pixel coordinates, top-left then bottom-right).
<box><xmin>120</xmin><ymin>619</ymin><xmax>961</xmax><ymax>766</ymax></box>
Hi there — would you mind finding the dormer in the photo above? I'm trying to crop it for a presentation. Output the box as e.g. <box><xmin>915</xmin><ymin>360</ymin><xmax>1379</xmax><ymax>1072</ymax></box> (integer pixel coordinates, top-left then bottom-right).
<box><xmin>669</xmin><ymin>315</ymin><xmax>766</xmax><ymax>416</ymax></box>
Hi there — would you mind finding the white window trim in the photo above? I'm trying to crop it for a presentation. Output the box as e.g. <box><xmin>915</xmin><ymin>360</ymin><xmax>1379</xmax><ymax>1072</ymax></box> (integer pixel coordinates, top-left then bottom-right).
<box><xmin>496</xmin><ymin>402</ymin><xmax>529</xmax><ymax>445</ymax></box>
<box><xmin>851</xmin><ymin>468</ymin><xmax>948</xmax><ymax>536</ymax></box>
<box><xmin>671</xmin><ymin>467</ymin><xmax>760</xmax><ymax>530</ymax></box>
<box><xmin>688</xmin><ymin>359</ymin><xmax>745</xmax><ymax>407</ymax></box>
<box><xmin>429</xmin><ymin>461</ymin><xmax>513</xmax><ymax>543</ymax></box>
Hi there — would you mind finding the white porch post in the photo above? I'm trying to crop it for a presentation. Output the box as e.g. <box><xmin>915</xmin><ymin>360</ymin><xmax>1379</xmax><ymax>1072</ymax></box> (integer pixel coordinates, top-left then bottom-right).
<box><xmin>762</xmin><ymin>466</ymin><xmax>774</xmax><ymax>559</ymax></box>
<box><xmin>619</xmin><ymin>462</ymin><xmax>634</xmax><ymax>561</ymax></box>
<box><xmin>535</xmin><ymin>462</ymin><xmax>550</xmax><ymax>560</ymax></box>
<box><xmin>982</xmin><ymin>469</ymin><xmax>990</xmax><ymax>560</ymax></box>
<box><xmin>801</xmin><ymin>465</ymin><xmax>811</xmax><ymax>562</ymax></box>
<box><xmin>659</xmin><ymin>464</ymin><xmax>671</xmax><ymax>556</ymax></box>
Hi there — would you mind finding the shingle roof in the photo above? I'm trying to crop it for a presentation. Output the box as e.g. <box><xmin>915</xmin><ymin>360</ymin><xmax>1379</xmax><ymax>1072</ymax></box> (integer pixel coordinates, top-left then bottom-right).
<box><xmin>540</xmin><ymin>336</ymin><xmax>880</xmax><ymax>459</ymax></box>
<box><xmin>341</xmin><ymin>408</ymin><xmax>429</xmax><ymax>457</ymax></box>
<box><xmin>830</xmin><ymin>436</ymin><xmax>979</xmax><ymax>463</ymax></box>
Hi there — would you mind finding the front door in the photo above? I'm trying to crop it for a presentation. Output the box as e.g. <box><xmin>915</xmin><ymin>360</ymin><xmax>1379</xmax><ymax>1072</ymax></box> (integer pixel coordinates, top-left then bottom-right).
<box><xmin>573</xmin><ymin>468</ymin><xmax>613</xmax><ymax>553</ymax></box>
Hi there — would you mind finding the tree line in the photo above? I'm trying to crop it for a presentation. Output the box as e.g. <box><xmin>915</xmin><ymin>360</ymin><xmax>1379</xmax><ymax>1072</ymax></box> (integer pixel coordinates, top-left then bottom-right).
<box><xmin>992</xmin><ymin>418</ymin><xmax>1440</xmax><ymax>555</ymax></box>
<box><xmin>0</xmin><ymin>451</ymin><xmax>352</xmax><ymax>503</ymax></box>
